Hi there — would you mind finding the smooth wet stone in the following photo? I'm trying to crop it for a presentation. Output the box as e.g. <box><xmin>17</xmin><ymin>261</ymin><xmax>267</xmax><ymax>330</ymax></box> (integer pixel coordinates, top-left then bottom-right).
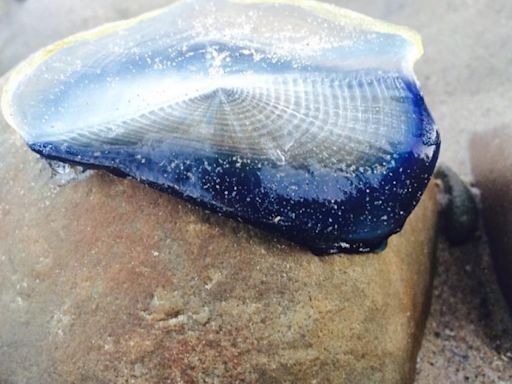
<box><xmin>0</xmin><ymin>76</ymin><xmax>438</xmax><ymax>383</ymax></box>
<box><xmin>471</xmin><ymin>127</ymin><xmax>512</xmax><ymax>310</ymax></box>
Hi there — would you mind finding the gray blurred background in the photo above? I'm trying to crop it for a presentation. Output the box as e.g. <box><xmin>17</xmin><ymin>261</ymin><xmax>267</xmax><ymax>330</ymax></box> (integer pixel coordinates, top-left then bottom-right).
<box><xmin>1</xmin><ymin>0</ymin><xmax>511</xmax><ymax>382</ymax></box>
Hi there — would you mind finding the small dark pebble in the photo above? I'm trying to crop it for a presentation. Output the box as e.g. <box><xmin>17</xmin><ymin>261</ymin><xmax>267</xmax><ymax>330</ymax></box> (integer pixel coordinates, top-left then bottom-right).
<box><xmin>434</xmin><ymin>164</ymin><xmax>479</xmax><ymax>245</ymax></box>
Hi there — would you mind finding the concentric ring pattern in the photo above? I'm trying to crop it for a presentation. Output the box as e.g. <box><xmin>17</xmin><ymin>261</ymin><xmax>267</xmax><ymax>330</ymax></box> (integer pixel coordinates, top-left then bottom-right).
<box><xmin>62</xmin><ymin>70</ymin><xmax>417</xmax><ymax>173</ymax></box>
<box><xmin>1</xmin><ymin>0</ymin><xmax>440</xmax><ymax>254</ymax></box>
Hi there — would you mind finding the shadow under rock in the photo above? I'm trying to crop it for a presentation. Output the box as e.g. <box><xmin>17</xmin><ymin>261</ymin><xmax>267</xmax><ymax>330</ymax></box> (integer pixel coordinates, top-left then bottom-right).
<box><xmin>417</xmin><ymin>225</ymin><xmax>512</xmax><ymax>384</ymax></box>
<box><xmin>439</xmin><ymin>227</ymin><xmax>511</xmax><ymax>348</ymax></box>
<box><xmin>470</xmin><ymin>125</ymin><xmax>512</xmax><ymax>315</ymax></box>
<box><xmin>418</xmin><ymin>147</ymin><xmax>512</xmax><ymax>382</ymax></box>
<box><xmin>419</xmin><ymin>123</ymin><xmax>512</xmax><ymax>362</ymax></box>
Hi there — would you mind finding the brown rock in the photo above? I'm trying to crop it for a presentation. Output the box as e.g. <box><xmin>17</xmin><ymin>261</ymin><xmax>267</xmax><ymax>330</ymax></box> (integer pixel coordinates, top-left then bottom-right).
<box><xmin>471</xmin><ymin>126</ymin><xmax>512</xmax><ymax>309</ymax></box>
<box><xmin>0</xmin><ymin>76</ymin><xmax>438</xmax><ymax>383</ymax></box>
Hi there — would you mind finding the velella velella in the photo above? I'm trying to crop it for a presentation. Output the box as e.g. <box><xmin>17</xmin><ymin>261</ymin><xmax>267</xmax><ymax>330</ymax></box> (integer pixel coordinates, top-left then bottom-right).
<box><xmin>1</xmin><ymin>0</ymin><xmax>440</xmax><ymax>255</ymax></box>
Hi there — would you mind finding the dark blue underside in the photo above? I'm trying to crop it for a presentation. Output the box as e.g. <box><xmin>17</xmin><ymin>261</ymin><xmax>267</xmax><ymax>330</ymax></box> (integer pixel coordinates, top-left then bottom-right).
<box><xmin>30</xmin><ymin>133</ymin><xmax>440</xmax><ymax>255</ymax></box>
<box><xmin>27</xmin><ymin>63</ymin><xmax>440</xmax><ymax>255</ymax></box>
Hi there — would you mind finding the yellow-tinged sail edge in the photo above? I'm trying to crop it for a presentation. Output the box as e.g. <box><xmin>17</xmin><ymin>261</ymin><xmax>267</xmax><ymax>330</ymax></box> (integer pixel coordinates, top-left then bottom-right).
<box><xmin>1</xmin><ymin>0</ymin><xmax>424</xmax><ymax>138</ymax></box>
<box><xmin>1</xmin><ymin>6</ymin><xmax>167</xmax><ymax>137</ymax></box>
<box><xmin>232</xmin><ymin>0</ymin><xmax>424</xmax><ymax>62</ymax></box>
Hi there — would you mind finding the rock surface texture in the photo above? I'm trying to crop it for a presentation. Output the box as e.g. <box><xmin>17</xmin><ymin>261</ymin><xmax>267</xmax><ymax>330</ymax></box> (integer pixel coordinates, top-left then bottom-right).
<box><xmin>0</xmin><ymin>76</ymin><xmax>439</xmax><ymax>383</ymax></box>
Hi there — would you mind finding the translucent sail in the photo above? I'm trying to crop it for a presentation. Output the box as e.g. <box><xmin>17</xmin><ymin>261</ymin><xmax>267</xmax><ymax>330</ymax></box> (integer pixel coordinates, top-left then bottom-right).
<box><xmin>1</xmin><ymin>0</ymin><xmax>440</xmax><ymax>254</ymax></box>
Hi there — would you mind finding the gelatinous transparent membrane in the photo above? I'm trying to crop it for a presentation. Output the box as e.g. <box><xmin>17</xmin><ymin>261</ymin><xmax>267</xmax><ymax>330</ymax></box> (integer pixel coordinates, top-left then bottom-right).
<box><xmin>1</xmin><ymin>0</ymin><xmax>440</xmax><ymax>255</ymax></box>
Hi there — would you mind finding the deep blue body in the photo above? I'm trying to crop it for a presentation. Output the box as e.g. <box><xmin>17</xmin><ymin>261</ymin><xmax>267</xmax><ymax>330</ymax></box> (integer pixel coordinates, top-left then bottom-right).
<box><xmin>30</xmin><ymin>94</ymin><xmax>440</xmax><ymax>255</ymax></box>
<box><xmin>5</xmin><ymin>2</ymin><xmax>441</xmax><ymax>255</ymax></box>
